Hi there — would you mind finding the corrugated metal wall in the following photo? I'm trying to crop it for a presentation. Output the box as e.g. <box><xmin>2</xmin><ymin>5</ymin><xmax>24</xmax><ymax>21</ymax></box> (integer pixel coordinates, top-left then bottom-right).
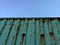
<box><xmin>0</xmin><ymin>18</ymin><xmax>60</xmax><ymax>45</ymax></box>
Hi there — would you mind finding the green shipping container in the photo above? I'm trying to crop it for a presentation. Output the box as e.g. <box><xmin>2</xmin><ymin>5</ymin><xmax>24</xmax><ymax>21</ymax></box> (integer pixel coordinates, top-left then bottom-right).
<box><xmin>0</xmin><ymin>18</ymin><xmax>60</xmax><ymax>45</ymax></box>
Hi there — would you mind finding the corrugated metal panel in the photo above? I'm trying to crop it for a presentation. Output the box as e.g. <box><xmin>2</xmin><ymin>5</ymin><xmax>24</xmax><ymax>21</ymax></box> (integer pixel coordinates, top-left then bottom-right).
<box><xmin>0</xmin><ymin>18</ymin><xmax>60</xmax><ymax>45</ymax></box>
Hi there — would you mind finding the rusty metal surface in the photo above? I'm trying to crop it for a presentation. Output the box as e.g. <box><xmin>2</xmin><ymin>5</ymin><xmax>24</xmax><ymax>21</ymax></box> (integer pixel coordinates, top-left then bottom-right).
<box><xmin>0</xmin><ymin>18</ymin><xmax>60</xmax><ymax>45</ymax></box>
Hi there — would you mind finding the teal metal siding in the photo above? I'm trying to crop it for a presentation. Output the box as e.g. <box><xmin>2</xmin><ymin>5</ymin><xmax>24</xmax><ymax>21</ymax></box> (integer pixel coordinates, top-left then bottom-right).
<box><xmin>0</xmin><ymin>18</ymin><xmax>60</xmax><ymax>45</ymax></box>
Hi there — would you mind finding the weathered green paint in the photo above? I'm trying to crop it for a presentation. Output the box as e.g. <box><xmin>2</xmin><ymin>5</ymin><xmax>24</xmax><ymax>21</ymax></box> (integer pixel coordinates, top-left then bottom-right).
<box><xmin>40</xmin><ymin>19</ymin><xmax>44</xmax><ymax>35</ymax></box>
<box><xmin>36</xmin><ymin>20</ymin><xmax>40</xmax><ymax>45</ymax></box>
<box><xmin>48</xmin><ymin>19</ymin><xmax>52</xmax><ymax>33</ymax></box>
<box><xmin>0</xmin><ymin>19</ymin><xmax>6</xmax><ymax>35</ymax></box>
<box><xmin>0</xmin><ymin>19</ymin><xmax>13</xmax><ymax>45</ymax></box>
<box><xmin>6</xmin><ymin>19</ymin><xmax>20</xmax><ymax>45</ymax></box>
<box><xmin>0</xmin><ymin>18</ymin><xmax>60</xmax><ymax>45</ymax></box>
<box><xmin>26</xmin><ymin>19</ymin><xmax>35</xmax><ymax>45</ymax></box>
<box><xmin>52</xmin><ymin>20</ymin><xmax>60</xmax><ymax>45</ymax></box>
<box><xmin>16</xmin><ymin>19</ymin><xmax>27</xmax><ymax>45</ymax></box>
<box><xmin>44</xmin><ymin>21</ymin><xmax>51</xmax><ymax>45</ymax></box>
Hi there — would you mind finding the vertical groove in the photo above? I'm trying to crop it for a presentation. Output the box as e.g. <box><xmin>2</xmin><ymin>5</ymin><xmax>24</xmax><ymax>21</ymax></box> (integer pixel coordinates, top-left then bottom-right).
<box><xmin>0</xmin><ymin>19</ymin><xmax>7</xmax><ymax>36</ymax></box>
<box><xmin>34</xmin><ymin>19</ymin><xmax>36</xmax><ymax>45</ymax></box>
<box><xmin>5</xmin><ymin>19</ymin><xmax>14</xmax><ymax>45</ymax></box>
<box><xmin>14</xmin><ymin>23</ymin><xmax>20</xmax><ymax>45</ymax></box>
<box><xmin>25</xmin><ymin>19</ymin><xmax>28</xmax><ymax>45</ymax></box>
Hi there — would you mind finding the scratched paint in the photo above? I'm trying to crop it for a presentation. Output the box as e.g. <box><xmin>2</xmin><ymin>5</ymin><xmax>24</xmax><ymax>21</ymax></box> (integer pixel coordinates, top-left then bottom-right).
<box><xmin>0</xmin><ymin>18</ymin><xmax>60</xmax><ymax>45</ymax></box>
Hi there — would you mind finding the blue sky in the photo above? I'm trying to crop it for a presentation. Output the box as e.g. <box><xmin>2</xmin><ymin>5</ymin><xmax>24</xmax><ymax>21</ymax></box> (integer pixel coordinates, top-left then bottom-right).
<box><xmin>0</xmin><ymin>0</ymin><xmax>60</xmax><ymax>17</ymax></box>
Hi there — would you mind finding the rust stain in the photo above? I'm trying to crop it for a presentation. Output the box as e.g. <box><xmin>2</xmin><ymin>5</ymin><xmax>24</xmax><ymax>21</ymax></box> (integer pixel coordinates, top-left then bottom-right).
<box><xmin>40</xmin><ymin>34</ymin><xmax>45</xmax><ymax>45</ymax></box>
<box><xmin>50</xmin><ymin>33</ymin><xmax>56</xmax><ymax>45</ymax></box>
<box><xmin>20</xmin><ymin>33</ymin><xmax>25</xmax><ymax>45</ymax></box>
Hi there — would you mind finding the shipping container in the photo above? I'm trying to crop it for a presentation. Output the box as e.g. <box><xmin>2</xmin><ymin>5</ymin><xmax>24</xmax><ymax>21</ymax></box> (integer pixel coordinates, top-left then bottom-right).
<box><xmin>0</xmin><ymin>18</ymin><xmax>60</xmax><ymax>45</ymax></box>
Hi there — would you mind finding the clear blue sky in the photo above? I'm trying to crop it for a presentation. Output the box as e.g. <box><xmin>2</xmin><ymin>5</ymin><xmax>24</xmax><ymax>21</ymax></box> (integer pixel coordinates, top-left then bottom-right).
<box><xmin>0</xmin><ymin>0</ymin><xmax>60</xmax><ymax>17</ymax></box>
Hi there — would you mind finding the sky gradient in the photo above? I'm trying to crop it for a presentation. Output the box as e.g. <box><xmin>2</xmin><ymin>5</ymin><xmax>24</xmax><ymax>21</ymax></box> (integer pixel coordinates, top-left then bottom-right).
<box><xmin>0</xmin><ymin>0</ymin><xmax>60</xmax><ymax>17</ymax></box>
